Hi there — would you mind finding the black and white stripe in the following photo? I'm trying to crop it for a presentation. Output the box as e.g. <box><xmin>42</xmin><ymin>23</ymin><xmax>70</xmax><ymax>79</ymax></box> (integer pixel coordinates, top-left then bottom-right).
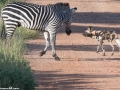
<box><xmin>1</xmin><ymin>2</ymin><xmax>77</xmax><ymax>60</ymax></box>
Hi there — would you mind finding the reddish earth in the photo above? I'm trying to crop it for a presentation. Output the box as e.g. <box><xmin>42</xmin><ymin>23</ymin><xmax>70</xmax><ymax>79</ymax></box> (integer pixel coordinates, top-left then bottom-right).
<box><xmin>24</xmin><ymin>0</ymin><xmax>120</xmax><ymax>90</ymax></box>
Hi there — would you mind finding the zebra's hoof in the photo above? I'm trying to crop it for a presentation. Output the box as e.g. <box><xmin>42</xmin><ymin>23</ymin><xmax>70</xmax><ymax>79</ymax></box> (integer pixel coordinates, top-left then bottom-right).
<box><xmin>53</xmin><ymin>54</ymin><xmax>60</xmax><ymax>61</ymax></box>
<box><xmin>97</xmin><ymin>51</ymin><xmax>99</xmax><ymax>53</ymax></box>
<box><xmin>111</xmin><ymin>53</ymin><xmax>114</xmax><ymax>56</ymax></box>
<box><xmin>102</xmin><ymin>53</ymin><xmax>106</xmax><ymax>56</ymax></box>
<box><xmin>40</xmin><ymin>51</ymin><xmax>46</xmax><ymax>56</ymax></box>
<box><xmin>55</xmin><ymin>56</ymin><xmax>60</xmax><ymax>61</ymax></box>
<box><xmin>66</xmin><ymin>30</ymin><xmax>72</xmax><ymax>35</ymax></box>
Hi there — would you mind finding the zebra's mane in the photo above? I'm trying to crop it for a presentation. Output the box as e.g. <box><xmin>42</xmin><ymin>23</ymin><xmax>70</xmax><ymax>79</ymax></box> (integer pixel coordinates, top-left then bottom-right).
<box><xmin>54</xmin><ymin>3</ymin><xmax>69</xmax><ymax>6</ymax></box>
<box><xmin>48</xmin><ymin>2</ymin><xmax>70</xmax><ymax>9</ymax></box>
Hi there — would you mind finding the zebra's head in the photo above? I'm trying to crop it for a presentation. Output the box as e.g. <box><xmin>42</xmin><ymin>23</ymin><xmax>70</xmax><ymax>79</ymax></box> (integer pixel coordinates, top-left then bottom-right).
<box><xmin>63</xmin><ymin>7</ymin><xmax>77</xmax><ymax>35</ymax></box>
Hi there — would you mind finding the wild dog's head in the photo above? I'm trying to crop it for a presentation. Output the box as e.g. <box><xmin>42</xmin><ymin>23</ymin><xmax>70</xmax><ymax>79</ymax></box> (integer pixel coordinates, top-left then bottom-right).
<box><xmin>83</xmin><ymin>26</ymin><xmax>93</xmax><ymax>37</ymax></box>
<box><xmin>83</xmin><ymin>26</ymin><xmax>102</xmax><ymax>38</ymax></box>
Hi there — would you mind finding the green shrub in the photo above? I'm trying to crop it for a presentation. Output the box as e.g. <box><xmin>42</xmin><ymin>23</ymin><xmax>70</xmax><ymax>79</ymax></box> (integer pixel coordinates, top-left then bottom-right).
<box><xmin>0</xmin><ymin>0</ymin><xmax>22</xmax><ymax>10</ymax></box>
<box><xmin>15</xmin><ymin>27</ymin><xmax>40</xmax><ymax>40</ymax></box>
<box><xmin>0</xmin><ymin>54</ymin><xmax>36</xmax><ymax>90</ymax></box>
<box><xmin>0</xmin><ymin>38</ymin><xmax>36</xmax><ymax>90</ymax></box>
<box><xmin>0</xmin><ymin>1</ymin><xmax>39</xmax><ymax>89</ymax></box>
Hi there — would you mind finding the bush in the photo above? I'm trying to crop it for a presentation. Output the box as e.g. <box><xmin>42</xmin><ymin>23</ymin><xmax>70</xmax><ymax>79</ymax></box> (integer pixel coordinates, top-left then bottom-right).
<box><xmin>0</xmin><ymin>0</ymin><xmax>22</xmax><ymax>10</ymax></box>
<box><xmin>15</xmin><ymin>27</ymin><xmax>40</xmax><ymax>40</ymax></box>
<box><xmin>0</xmin><ymin>54</ymin><xmax>36</xmax><ymax>90</ymax></box>
<box><xmin>0</xmin><ymin>38</ymin><xmax>36</xmax><ymax>90</ymax></box>
<box><xmin>0</xmin><ymin>0</ymin><xmax>39</xmax><ymax>89</ymax></box>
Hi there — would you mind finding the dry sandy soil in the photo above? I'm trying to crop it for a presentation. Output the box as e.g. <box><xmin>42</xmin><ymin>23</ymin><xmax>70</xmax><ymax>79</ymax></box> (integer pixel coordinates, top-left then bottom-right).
<box><xmin>24</xmin><ymin>0</ymin><xmax>120</xmax><ymax>90</ymax></box>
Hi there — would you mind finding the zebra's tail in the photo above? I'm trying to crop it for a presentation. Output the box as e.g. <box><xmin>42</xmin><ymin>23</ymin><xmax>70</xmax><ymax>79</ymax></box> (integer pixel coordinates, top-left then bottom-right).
<box><xmin>1</xmin><ymin>17</ymin><xmax>6</xmax><ymax>39</ymax></box>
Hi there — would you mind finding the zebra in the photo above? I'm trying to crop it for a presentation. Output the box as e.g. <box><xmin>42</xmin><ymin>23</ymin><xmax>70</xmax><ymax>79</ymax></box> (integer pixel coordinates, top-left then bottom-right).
<box><xmin>1</xmin><ymin>2</ymin><xmax>77</xmax><ymax>61</ymax></box>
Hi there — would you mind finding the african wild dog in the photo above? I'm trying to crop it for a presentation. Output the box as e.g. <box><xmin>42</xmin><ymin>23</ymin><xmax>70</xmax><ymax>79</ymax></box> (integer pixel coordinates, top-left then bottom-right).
<box><xmin>84</xmin><ymin>26</ymin><xmax>120</xmax><ymax>56</ymax></box>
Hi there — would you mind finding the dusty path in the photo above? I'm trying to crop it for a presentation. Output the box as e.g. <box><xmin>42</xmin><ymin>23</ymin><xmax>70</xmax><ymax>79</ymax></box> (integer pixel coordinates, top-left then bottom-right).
<box><xmin>24</xmin><ymin>0</ymin><xmax>120</xmax><ymax>90</ymax></box>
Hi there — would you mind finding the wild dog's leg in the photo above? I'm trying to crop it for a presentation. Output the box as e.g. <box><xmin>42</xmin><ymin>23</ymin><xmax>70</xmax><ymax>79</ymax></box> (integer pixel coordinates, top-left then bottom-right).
<box><xmin>108</xmin><ymin>40</ymin><xmax>114</xmax><ymax>55</ymax></box>
<box><xmin>101</xmin><ymin>43</ymin><xmax>105</xmax><ymax>56</ymax></box>
<box><xmin>40</xmin><ymin>31</ymin><xmax>50</xmax><ymax>56</ymax></box>
<box><xmin>97</xmin><ymin>36</ymin><xmax>100</xmax><ymax>53</ymax></box>
<box><xmin>97</xmin><ymin>44</ymin><xmax>100</xmax><ymax>53</ymax></box>
<box><xmin>97</xmin><ymin>36</ymin><xmax>105</xmax><ymax>55</ymax></box>
<box><xmin>99</xmin><ymin>39</ymin><xmax>105</xmax><ymax>56</ymax></box>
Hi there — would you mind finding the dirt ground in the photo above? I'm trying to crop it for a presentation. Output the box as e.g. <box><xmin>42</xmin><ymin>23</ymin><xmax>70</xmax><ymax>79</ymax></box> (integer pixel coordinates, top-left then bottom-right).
<box><xmin>24</xmin><ymin>0</ymin><xmax>120</xmax><ymax>90</ymax></box>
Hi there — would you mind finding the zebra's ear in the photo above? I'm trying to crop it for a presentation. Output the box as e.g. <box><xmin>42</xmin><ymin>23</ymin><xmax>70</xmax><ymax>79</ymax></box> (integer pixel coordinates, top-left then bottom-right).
<box><xmin>71</xmin><ymin>7</ymin><xmax>77</xmax><ymax>13</ymax></box>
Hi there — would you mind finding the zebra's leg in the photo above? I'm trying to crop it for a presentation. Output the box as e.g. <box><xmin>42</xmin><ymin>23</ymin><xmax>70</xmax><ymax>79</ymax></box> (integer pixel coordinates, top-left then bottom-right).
<box><xmin>50</xmin><ymin>32</ymin><xmax>60</xmax><ymax>61</ymax></box>
<box><xmin>40</xmin><ymin>31</ymin><xmax>50</xmax><ymax>56</ymax></box>
<box><xmin>4</xmin><ymin>21</ymin><xmax>18</xmax><ymax>40</ymax></box>
<box><xmin>5</xmin><ymin>24</ymin><xmax>17</xmax><ymax>43</ymax></box>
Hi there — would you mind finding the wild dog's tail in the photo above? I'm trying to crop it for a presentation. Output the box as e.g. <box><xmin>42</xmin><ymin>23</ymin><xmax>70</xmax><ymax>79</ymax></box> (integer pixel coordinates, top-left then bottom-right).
<box><xmin>0</xmin><ymin>17</ymin><xmax>6</xmax><ymax>39</ymax></box>
<box><xmin>114</xmin><ymin>33</ymin><xmax>120</xmax><ymax>54</ymax></box>
<box><xmin>115</xmin><ymin>38</ymin><xmax>120</xmax><ymax>47</ymax></box>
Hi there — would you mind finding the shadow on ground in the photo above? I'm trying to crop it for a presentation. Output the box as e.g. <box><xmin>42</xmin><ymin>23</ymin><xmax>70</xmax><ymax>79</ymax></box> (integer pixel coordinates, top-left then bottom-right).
<box><xmin>26</xmin><ymin>43</ymin><xmax>120</xmax><ymax>61</ymax></box>
<box><xmin>73</xmin><ymin>12</ymin><xmax>120</xmax><ymax>24</ymax></box>
<box><xmin>26</xmin><ymin>43</ymin><xmax>119</xmax><ymax>52</ymax></box>
<box><xmin>58</xmin><ymin>12</ymin><xmax>120</xmax><ymax>34</ymax></box>
<box><xmin>35</xmin><ymin>71</ymin><xmax>120</xmax><ymax>90</ymax></box>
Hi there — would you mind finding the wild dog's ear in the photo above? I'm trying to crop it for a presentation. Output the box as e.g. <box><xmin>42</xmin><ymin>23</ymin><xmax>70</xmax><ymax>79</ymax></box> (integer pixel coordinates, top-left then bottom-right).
<box><xmin>104</xmin><ymin>30</ymin><xmax>107</xmax><ymax>33</ymax></box>
<box><xmin>88</xmin><ymin>26</ymin><xmax>93</xmax><ymax>32</ymax></box>
<box><xmin>109</xmin><ymin>31</ymin><xmax>114</xmax><ymax>34</ymax></box>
